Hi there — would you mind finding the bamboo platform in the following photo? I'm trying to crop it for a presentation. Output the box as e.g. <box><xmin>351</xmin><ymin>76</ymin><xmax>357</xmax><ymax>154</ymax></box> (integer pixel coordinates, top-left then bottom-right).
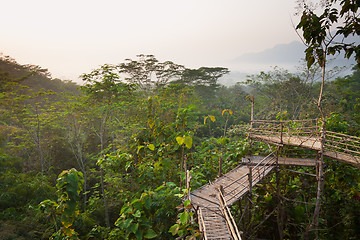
<box><xmin>190</xmin><ymin>119</ymin><xmax>360</xmax><ymax>239</ymax></box>
<box><xmin>191</xmin><ymin>162</ymin><xmax>274</xmax><ymax>209</ymax></box>
<box><xmin>323</xmin><ymin>150</ymin><xmax>360</xmax><ymax>167</ymax></box>
<box><xmin>251</xmin><ymin>134</ymin><xmax>322</xmax><ymax>150</ymax></box>
<box><xmin>191</xmin><ymin>154</ymin><xmax>276</xmax><ymax>239</ymax></box>
<box><xmin>192</xmin><ymin>154</ymin><xmax>320</xmax><ymax>239</ymax></box>
<box><xmin>191</xmin><ymin>119</ymin><xmax>360</xmax><ymax>239</ymax></box>
<box><xmin>251</xmin><ymin>134</ymin><xmax>360</xmax><ymax>167</ymax></box>
<box><xmin>243</xmin><ymin>155</ymin><xmax>316</xmax><ymax>166</ymax></box>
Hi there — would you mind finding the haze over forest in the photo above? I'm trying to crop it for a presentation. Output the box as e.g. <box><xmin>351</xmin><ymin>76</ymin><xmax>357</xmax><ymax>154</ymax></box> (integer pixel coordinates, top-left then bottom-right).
<box><xmin>1</xmin><ymin>1</ymin><xmax>360</xmax><ymax>240</ymax></box>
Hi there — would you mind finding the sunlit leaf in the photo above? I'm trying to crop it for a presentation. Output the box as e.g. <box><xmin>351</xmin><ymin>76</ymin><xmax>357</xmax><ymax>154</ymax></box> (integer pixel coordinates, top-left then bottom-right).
<box><xmin>137</xmin><ymin>145</ymin><xmax>144</xmax><ymax>154</ymax></box>
<box><xmin>184</xmin><ymin>136</ymin><xmax>192</xmax><ymax>149</ymax></box>
<box><xmin>147</xmin><ymin>144</ymin><xmax>155</xmax><ymax>151</ymax></box>
<box><xmin>203</xmin><ymin>116</ymin><xmax>208</xmax><ymax>125</ymax></box>
<box><xmin>176</xmin><ymin>136</ymin><xmax>185</xmax><ymax>146</ymax></box>
<box><xmin>133</xmin><ymin>210</ymin><xmax>141</xmax><ymax>218</ymax></box>
<box><xmin>180</xmin><ymin>211</ymin><xmax>189</xmax><ymax>225</ymax></box>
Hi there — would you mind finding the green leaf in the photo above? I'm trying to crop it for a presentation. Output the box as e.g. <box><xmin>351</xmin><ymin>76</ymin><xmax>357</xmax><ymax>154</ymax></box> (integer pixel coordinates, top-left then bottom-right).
<box><xmin>135</xmin><ymin>229</ymin><xmax>144</xmax><ymax>240</ymax></box>
<box><xmin>124</xmin><ymin>218</ymin><xmax>133</xmax><ymax>229</ymax></box>
<box><xmin>144</xmin><ymin>229</ymin><xmax>157</xmax><ymax>239</ymax></box>
<box><xmin>133</xmin><ymin>210</ymin><xmax>141</xmax><ymax>218</ymax></box>
<box><xmin>169</xmin><ymin>224</ymin><xmax>180</xmax><ymax>235</ymax></box>
<box><xmin>131</xmin><ymin>223</ymin><xmax>139</xmax><ymax>234</ymax></box>
<box><xmin>184</xmin><ymin>136</ymin><xmax>192</xmax><ymax>149</ymax></box>
<box><xmin>147</xmin><ymin>144</ymin><xmax>155</xmax><ymax>151</ymax></box>
<box><xmin>125</xmin><ymin>161</ymin><xmax>132</xmax><ymax>171</ymax></box>
<box><xmin>183</xmin><ymin>200</ymin><xmax>191</xmax><ymax>208</ymax></box>
<box><xmin>137</xmin><ymin>145</ymin><xmax>144</xmax><ymax>154</ymax></box>
<box><xmin>180</xmin><ymin>211</ymin><xmax>189</xmax><ymax>225</ymax></box>
<box><xmin>176</xmin><ymin>136</ymin><xmax>184</xmax><ymax>146</ymax></box>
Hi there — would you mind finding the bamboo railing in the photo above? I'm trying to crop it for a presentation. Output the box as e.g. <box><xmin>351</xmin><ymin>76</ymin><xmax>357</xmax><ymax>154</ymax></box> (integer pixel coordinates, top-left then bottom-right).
<box><xmin>250</xmin><ymin>119</ymin><xmax>321</xmax><ymax>144</ymax></box>
<box><xmin>326</xmin><ymin>131</ymin><xmax>360</xmax><ymax>156</ymax></box>
<box><xmin>249</xmin><ymin>119</ymin><xmax>360</xmax><ymax>166</ymax></box>
<box><xmin>223</xmin><ymin>152</ymin><xmax>276</xmax><ymax>204</ymax></box>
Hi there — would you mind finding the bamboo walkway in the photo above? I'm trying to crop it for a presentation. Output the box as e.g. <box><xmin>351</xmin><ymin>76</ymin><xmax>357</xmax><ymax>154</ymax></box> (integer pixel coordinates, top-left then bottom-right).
<box><xmin>191</xmin><ymin>119</ymin><xmax>360</xmax><ymax>239</ymax></box>
<box><xmin>191</xmin><ymin>153</ymin><xmax>276</xmax><ymax>239</ymax></box>
<box><xmin>250</xmin><ymin>119</ymin><xmax>360</xmax><ymax>168</ymax></box>
<box><xmin>191</xmin><ymin>153</ymin><xmax>317</xmax><ymax>240</ymax></box>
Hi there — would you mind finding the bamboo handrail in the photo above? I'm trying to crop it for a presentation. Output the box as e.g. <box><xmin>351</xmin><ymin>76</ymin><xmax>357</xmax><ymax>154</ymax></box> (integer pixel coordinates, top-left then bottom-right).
<box><xmin>326</xmin><ymin>131</ymin><xmax>360</xmax><ymax>141</ymax></box>
<box><xmin>325</xmin><ymin>139</ymin><xmax>360</xmax><ymax>150</ymax></box>
<box><xmin>325</xmin><ymin>144</ymin><xmax>360</xmax><ymax>155</ymax></box>
<box><xmin>249</xmin><ymin>119</ymin><xmax>360</xmax><ymax>163</ymax></box>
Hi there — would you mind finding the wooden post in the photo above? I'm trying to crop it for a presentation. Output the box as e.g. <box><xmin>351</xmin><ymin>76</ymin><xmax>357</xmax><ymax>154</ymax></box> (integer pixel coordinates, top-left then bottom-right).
<box><xmin>280</xmin><ymin>121</ymin><xmax>284</xmax><ymax>145</ymax></box>
<box><xmin>248</xmin><ymin>162</ymin><xmax>253</xmax><ymax>224</ymax></box>
<box><xmin>186</xmin><ymin>170</ymin><xmax>191</xmax><ymax>201</ymax></box>
<box><xmin>248</xmin><ymin>164</ymin><xmax>253</xmax><ymax>195</ymax></box>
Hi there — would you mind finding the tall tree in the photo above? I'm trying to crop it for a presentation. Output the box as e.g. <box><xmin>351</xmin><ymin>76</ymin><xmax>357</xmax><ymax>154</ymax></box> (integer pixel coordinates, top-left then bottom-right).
<box><xmin>118</xmin><ymin>54</ymin><xmax>185</xmax><ymax>90</ymax></box>
<box><xmin>179</xmin><ymin>67</ymin><xmax>229</xmax><ymax>108</ymax></box>
<box><xmin>296</xmin><ymin>1</ymin><xmax>360</xmax><ymax>238</ymax></box>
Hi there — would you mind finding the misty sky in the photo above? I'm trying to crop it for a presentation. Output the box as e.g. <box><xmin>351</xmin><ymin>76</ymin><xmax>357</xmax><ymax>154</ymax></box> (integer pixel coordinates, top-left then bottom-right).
<box><xmin>1</xmin><ymin>0</ymin><xmax>302</xmax><ymax>82</ymax></box>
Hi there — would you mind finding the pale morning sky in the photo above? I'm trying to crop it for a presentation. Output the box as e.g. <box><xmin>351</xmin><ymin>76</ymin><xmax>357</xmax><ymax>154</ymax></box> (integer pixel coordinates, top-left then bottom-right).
<box><xmin>1</xmin><ymin>0</ymin><xmax>302</xmax><ymax>83</ymax></box>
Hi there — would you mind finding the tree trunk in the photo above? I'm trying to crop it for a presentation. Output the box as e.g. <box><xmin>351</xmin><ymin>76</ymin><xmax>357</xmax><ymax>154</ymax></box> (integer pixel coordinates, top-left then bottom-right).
<box><xmin>305</xmin><ymin>53</ymin><xmax>327</xmax><ymax>240</ymax></box>
<box><xmin>276</xmin><ymin>147</ymin><xmax>284</xmax><ymax>240</ymax></box>
<box><xmin>100</xmin><ymin>169</ymin><xmax>110</xmax><ymax>228</ymax></box>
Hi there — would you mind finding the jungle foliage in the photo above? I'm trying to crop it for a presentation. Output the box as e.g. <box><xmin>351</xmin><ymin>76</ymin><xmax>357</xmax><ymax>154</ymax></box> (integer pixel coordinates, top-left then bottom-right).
<box><xmin>1</xmin><ymin>8</ymin><xmax>360</xmax><ymax>236</ymax></box>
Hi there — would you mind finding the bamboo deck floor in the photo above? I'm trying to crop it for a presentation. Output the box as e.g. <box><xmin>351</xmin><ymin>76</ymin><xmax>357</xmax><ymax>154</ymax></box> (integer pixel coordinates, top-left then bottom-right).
<box><xmin>199</xmin><ymin>206</ymin><xmax>232</xmax><ymax>240</ymax></box>
<box><xmin>191</xmin><ymin>153</ymin><xmax>322</xmax><ymax>239</ymax></box>
<box><xmin>191</xmin><ymin>159</ymin><xmax>275</xmax><ymax>240</ymax></box>
<box><xmin>250</xmin><ymin>134</ymin><xmax>322</xmax><ymax>150</ymax></box>
<box><xmin>191</xmin><ymin>164</ymin><xmax>274</xmax><ymax>209</ymax></box>
<box><xmin>243</xmin><ymin>155</ymin><xmax>316</xmax><ymax>166</ymax></box>
<box><xmin>251</xmin><ymin>134</ymin><xmax>360</xmax><ymax>167</ymax></box>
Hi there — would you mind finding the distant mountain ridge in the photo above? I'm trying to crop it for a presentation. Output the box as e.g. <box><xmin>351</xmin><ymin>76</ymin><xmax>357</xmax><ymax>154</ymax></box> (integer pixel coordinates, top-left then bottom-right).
<box><xmin>220</xmin><ymin>39</ymin><xmax>359</xmax><ymax>86</ymax></box>
<box><xmin>233</xmin><ymin>41</ymin><xmax>306</xmax><ymax>65</ymax></box>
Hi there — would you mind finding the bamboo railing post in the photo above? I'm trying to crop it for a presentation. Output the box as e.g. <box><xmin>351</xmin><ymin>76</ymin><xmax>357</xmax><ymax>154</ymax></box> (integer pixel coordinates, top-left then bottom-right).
<box><xmin>280</xmin><ymin>122</ymin><xmax>284</xmax><ymax>145</ymax></box>
<box><xmin>247</xmin><ymin>162</ymin><xmax>253</xmax><ymax>224</ymax></box>
<box><xmin>186</xmin><ymin>170</ymin><xmax>191</xmax><ymax>201</ymax></box>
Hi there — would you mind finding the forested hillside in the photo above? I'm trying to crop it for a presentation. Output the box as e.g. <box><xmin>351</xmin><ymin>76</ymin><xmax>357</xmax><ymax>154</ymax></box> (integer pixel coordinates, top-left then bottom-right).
<box><xmin>1</xmin><ymin>1</ymin><xmax>360</xmax><ymax>238</ymax></box>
